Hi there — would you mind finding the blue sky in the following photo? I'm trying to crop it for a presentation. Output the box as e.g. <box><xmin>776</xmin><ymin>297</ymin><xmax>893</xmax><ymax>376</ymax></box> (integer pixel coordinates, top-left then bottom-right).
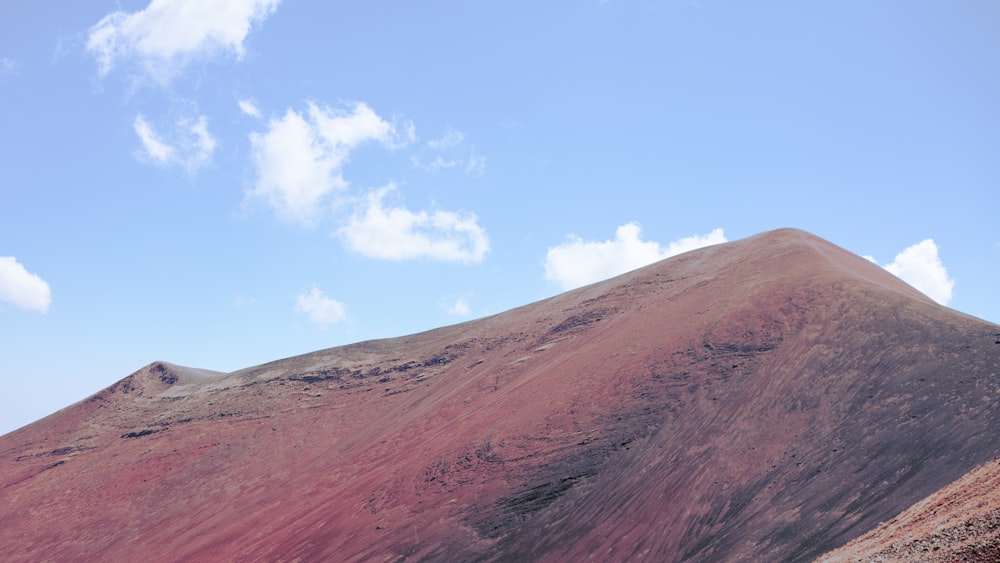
<box><xmin>1</xmin><ymin>1</ymin><xmax>998</xmax><ymax>435</ymax></box>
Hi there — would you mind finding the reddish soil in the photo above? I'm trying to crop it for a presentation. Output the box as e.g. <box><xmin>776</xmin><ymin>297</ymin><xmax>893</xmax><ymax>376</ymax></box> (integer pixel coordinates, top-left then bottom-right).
<box><xmin>1</xmin><ymin>228</ymin><xmax>998</xmax><ymax>562</ymax></box>
<box><xmin>819</xmin><ymin>456</ymin><xmax>1000</xmax><ymax>562</ymax></box>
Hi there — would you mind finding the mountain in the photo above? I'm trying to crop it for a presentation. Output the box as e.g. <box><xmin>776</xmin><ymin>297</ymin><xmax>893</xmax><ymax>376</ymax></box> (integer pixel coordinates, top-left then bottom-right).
<box><xmin>2</xmin><ymin>228</ymin><xmax>998</xmax><ymax>562</ymax></box>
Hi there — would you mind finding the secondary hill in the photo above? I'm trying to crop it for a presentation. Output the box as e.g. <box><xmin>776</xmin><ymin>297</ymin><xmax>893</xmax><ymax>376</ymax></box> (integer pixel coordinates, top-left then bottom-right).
<box><xmin>1</xmin><ymin>228</ymin><xmax>998</xmax><ymax>561</ymax></box>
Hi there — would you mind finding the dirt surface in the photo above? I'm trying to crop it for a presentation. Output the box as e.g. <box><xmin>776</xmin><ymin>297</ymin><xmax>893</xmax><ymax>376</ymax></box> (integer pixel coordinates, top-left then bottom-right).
<box><xmin>819</xmin><ymin>457</ymin><xmax>1000</xmax><ymax>562</ymax></box>
<box><xmin>2</xmin><ymin>228</ymin><xmax>998</xmax><ymax>562</ymax></box>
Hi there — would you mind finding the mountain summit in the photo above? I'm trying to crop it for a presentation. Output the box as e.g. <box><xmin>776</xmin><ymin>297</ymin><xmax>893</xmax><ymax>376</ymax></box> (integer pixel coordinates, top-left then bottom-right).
<box><xmin>2</xmin><ymin>228</ymin><xmax>998</xmax><ymax>561</ymax></box>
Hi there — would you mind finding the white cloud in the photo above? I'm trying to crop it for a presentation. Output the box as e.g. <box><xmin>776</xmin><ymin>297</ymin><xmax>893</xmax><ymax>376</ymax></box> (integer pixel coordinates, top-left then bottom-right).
<box><xmin>445</xmin><ymin>295</ymin><xmax>471</xmax><ymax>316</ymax></box>
<box><xmin>396</xmin><ymin>120</ymin><xmax>418</xmax><ymax>148</ymax></box>
<box><xmin>411</xmin><ymin>155</ymin><xmax>463</xmax><ymax>172</ymax></box>
<box><xmin>188</xmin><ymin>116</ymin><xmax>217</xmax><ymax>163</ymax></box>
<box><xmin>0</xmin><ymin>257</ymin><xmax>52</xmax><ymax>313</ymax></box>
<box><xmin>428</xmin><ymin>130</ymin><xmax>464</xmax><ymax>150</ymax></box>
<box><xmin>465</xmin><ymin>151</ymin><xmax>487</xmax><ymax>176</ymax></box>
<box><xmin>412</xmin><ymin>129</ymin><xmax>486</xmax><ymax>176</ymax></box>
<box><xmin>247</xmin><ymin>101</ymin><xmax>410</xmax><ymax>226</ymax></box>
<box><xmin>243</xmin><ymin>100</ymin><xmax>486</xmax><ymax>263</ymax></box>
<box><xmin>133</xmin><ymin>115</ymin><xmax>175</xmax><ymax>164</ymax></box>
<box><xmin>544</xmin><ymin>223</ymin><xmax>726</xmax><ymax>291</ymax></box>
<box><xmin>294</xmin><ymin>287</ymin><xmax>347</xmax><ymax>328</ymax></box>
<box><xmin>238</xmin><ymin>98</ymin><xmax>262</xmax><ymax>118</ymax></box>
<box><xmin>133</xmin><ymin>114</ymin><xmax>217</xmax><ymax>171</ymax></box>
<box><xmin>310</xmin><ymin>100</ymin><xmax>401</xmax><ymax>147</ymax></box>
<box><xmin>86</xmin><ymin>0</ymin><xmax>281</xmax><ymax>83</ymax></box>
<box><xmin>869</xmin><ymin>239</ymin><xmax>954</xmax><ymax>305</ymax></box>
<box><xmin>663</xmin><ymin>229</ymin><xmax>728</xmax><ymax>256</ymax></box>
<box><xmin>338</xmin><ymin>185</ymin><xmax>490</xmax><ymax>263</ymax></box>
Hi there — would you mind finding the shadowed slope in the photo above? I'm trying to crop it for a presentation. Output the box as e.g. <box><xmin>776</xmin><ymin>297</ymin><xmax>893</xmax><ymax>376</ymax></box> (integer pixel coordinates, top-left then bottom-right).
<box><xmin>1</xmin><ymin>229</ymin><xmax>998</xmax><ymax>562</ymax></box>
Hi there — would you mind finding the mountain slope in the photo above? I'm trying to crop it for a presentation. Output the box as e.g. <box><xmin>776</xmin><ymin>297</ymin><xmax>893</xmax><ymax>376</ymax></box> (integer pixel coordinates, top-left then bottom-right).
<box><xmin>1</xmin><ymin>228</ymin><xmax>998</xmax><ymax>562</ymax></box>
<box><xmin>819</xmin><ymin>455</ymin><xmax>1000</xmax><ymax>561</ymax></box>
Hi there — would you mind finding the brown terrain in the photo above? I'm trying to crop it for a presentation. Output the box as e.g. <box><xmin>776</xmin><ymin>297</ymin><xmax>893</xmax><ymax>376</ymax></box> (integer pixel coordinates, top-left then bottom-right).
<box><xmin>820</xmin><ymin>455</ymin><xmax>1000</xmax><ymax>562</ymax></box>
<box><xmin>1</xmin><ymin>228</ymin><xmax>999</xmax><ymax>562</ymax></box>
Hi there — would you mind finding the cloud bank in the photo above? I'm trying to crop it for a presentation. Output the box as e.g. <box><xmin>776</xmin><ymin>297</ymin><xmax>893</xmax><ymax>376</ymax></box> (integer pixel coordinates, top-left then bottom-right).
<box><xmin>0</xmin><ymin>257</ymin><xmax>52</xmax><ymax>313</ymax></box>
<box><xmin>294</xmin><ymin>287</ymin><xmax>346</xmax><ymax>328</ymax></box>
<box><xmin>87</xmin><ymin>0</ymin><xmax>281</xmax><ymax>82</ymax></box>
<box><xmin>545</xmin><ymin>223</ymin><xmax>726</xmax><ymax>291</ymax></box>
<box><xmin>868</xmin><ymin>239</ymin><xmax>954</xmax><ymax>305</ymax></box>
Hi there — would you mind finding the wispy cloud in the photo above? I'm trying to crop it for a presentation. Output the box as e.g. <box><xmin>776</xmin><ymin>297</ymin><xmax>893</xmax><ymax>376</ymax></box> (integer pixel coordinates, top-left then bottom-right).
<box><xmin>246</xmin><ymin>101</ymin><xmax>413</xmax><ymax>226</ymax></box>
<box><xmin>412</xmin><ymin>129</ymin><xmax>486</xmax><ymax>176</ymax></box>
<box><xmin>410</xmin><ymin>155</ymin><xmax>463</xmax><ymax>172</ymax></box>
<box><xmin>86</xmin><ymin>0</ymin><xmax>281</xmax><ymax>83</ymax></box>
<box><xmin>294</xmin><ymin>287</ymin><xmax>347</xmax><ymax>328</ymax></box>
<box><xmin>545</xmin><ymin>223</ymin><xmax>726</xmax><ymax>291</ymax></box>
<box><xmin>865</xmin><ymin>239</ymin><xmax>954</xmax><ymax>305</ymax></box>
<box><xmin>338</xmin><ymin>184</ymin><xmax>489</xmax><ymax>263</ymax></box>
<box><xmin>465</xmin><ymin>151</ymin><xmax>486</xmax><ymax>176</ymax></box>
<box><xmin>0</xmin><ymin>257</ymin><xmax>52</xmax><ymax>314</ymax></box>
<box><xmin>233</xmin><ymin>296</ymin><xmax>257</xmax><ymax>310</ymax></box>
<box><xmin>237</xmin><ymin>98</ymin><xmax>262</xmax><ymax>119</ymax></box>
<box><xmin>0</xmin><ymin>58</ymin><xmax>18</xmax><ymax>78</ymax></box>
<box><xmin>133</xmin><ymin>114</ymin><xmax>217</xmax><ymax>171</ymax></box>
<box><xmin>133</xmin><ymin>115</ymin><xmax>175</xmax><ymax>163</ymax></box>
<box><xmin>427</xmin><ymin>130</ymin><xmax>464</xmax><ymax>150</ymax></box>
<box><xmin>444</xmin><ymin>294</ymin><xmax>472</xmax><ymax>316</ymax></box>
